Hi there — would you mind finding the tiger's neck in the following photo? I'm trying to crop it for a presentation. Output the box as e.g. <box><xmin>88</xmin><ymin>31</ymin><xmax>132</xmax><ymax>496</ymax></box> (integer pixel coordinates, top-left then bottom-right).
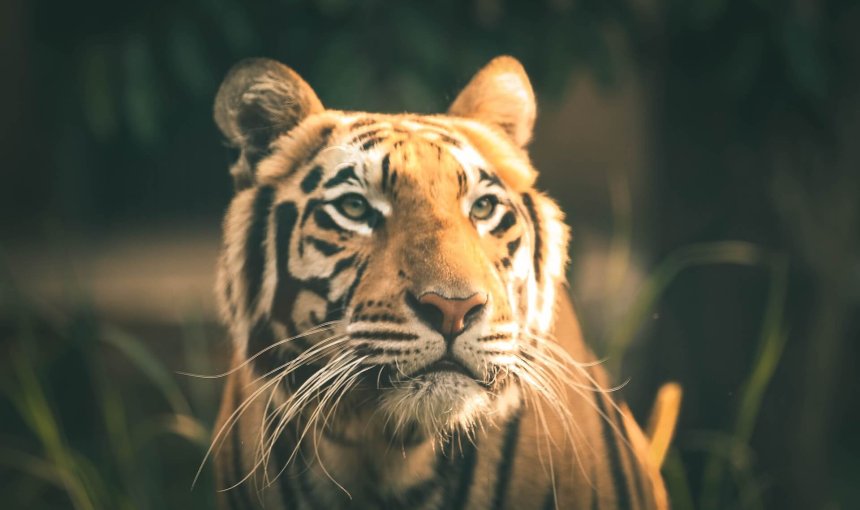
<box><xmin>276</xmin><ymin>383</ymin><xmax>523</xmax><ymax>508</ymax></box>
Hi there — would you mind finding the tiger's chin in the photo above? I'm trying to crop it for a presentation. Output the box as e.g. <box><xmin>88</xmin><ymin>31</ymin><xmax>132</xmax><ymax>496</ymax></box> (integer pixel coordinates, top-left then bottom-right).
<box><xmin>378</xmin><ymin>372</ymin><xmax>518</xmax><ymax>441</ymax></box>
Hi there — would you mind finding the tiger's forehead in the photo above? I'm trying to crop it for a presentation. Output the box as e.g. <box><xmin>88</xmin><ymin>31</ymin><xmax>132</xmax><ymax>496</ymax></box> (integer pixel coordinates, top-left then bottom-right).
<box><xmin>323</xmin><ymin>114</ymin><xmax>490</xmax><ymax>180</ymax></box>
<box><xmin>258</xmin><ymin>110</ymin><xmax>535</xmax><ymax>191</ymax></box>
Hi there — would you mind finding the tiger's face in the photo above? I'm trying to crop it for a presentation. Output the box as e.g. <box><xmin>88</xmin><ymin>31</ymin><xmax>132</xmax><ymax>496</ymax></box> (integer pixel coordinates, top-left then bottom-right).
<box><xmin>215</xmin><ymin>57</ymin><xmax>567</xmax><ymax>440</ymax></box>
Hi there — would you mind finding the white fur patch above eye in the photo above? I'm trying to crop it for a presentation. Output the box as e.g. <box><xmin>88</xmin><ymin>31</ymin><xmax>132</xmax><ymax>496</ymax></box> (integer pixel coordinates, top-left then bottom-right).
<box><xmin>368</xmin><ymin>196</ymin><xmax>391</xmax><ymax>217</ymax></box>
<box><xmin>448</xmin><ymin>144</ymin><xmax>488</xmax><ymax>175</ymax></box>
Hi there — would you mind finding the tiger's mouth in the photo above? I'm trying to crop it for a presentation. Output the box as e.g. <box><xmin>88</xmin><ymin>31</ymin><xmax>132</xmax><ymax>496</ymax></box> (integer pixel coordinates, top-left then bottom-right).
<box><xmin>410</xmin><ymin>354</ymin><xmax>477</xmax><ymax>380</ymax></box>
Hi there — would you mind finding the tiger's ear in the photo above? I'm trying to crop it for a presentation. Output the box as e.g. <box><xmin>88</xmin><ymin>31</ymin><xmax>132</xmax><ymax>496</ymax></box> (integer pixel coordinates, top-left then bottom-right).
<box><xmin>214</xmin><ymin>58</ymin><xmax>324</xmax><ymax>190</ymax></box>
<box><xmin>448</xmin><ymin>56</ymin><xmax>536</xmax><ymax>147</ymax></box>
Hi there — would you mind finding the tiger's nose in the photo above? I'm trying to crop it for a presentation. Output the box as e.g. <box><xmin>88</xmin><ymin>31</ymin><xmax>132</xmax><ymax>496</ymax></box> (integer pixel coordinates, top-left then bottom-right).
<box><xmin>410</xmin><ymin>291</ymin><xmax>488</xmax><ymax>337</ymax></box>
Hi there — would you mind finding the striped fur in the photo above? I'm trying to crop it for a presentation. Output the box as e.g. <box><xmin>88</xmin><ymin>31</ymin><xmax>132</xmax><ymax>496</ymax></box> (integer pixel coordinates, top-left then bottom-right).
<box><xmin>207</xmin><ymin>56</ymin><xmax>677</xmax><ymax>509</ymax></box>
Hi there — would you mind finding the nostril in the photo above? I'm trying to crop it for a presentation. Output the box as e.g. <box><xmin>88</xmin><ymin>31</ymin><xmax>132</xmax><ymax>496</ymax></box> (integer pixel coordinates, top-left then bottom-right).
<box><xmin>463</xmin><ymin>302</ymin><xmax>485</xmax><ymax>329</ymax></box>
<box><xmin>406</xmin><ymin>292</ymin><xmax>445</xmax><ymax>332</ymax></box>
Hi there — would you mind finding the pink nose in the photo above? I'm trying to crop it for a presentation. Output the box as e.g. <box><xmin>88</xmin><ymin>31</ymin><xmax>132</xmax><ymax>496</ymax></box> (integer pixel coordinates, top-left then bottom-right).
<box><xmin>417</xmin><ymin>292</ymin><xmax>488</xmax><ymax>336</ymax></box>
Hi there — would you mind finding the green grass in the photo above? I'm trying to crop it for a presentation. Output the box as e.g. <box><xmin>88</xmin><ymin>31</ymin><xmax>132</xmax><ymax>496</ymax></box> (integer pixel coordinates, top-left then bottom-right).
<box><xmin>597</xmin><ymin>240</ymin><xmax>789</xmax><ymax>510</ymax></box>
<box><xmin>0</xmin><ymin>273</ymin><xmax>218</xmax><ymax>509</ymax></box>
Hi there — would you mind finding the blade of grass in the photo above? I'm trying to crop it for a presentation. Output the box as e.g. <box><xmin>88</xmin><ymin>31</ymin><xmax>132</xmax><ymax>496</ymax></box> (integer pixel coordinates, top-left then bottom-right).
<box><xmin>100</xmin><ymin>324</ymin><xmax>192</xmax><ymax>416</ymax></box>
<box><xmin>99</xmin><ymin>378</ymin><xmax>152</xmax><ymax>510</ymax></box>
<box><xmin>662</xmin><ymin>448</ymin><xmax>695</xmax><ymax>510</ymax></box>
<box><xmin>687</xmin><ymin>431</ymin><xmax>766</xmax><ymax>510</ymax></box>
<box><xmin>0</xmin><ymin>445</ymin><xmax>65</xmax><ymax>487</ymax></box>
<box><xmin>700</xmin><ymin>256</ymin><xmax>789</xmax><ymax>510</ymax></box>
<box><xmin>608</xmin><ymin>241</ymin><xmax>766</xmax><ymax>373</ymax></box>
<box><xmin>735</xmin><ymin>256</ymin><xmax>790</xmax><ymax>442</ymax></box>
<box><xmin>7</xmin><ymin>349</ymin><xmax>101</xmax><ymax>510</ymax></box>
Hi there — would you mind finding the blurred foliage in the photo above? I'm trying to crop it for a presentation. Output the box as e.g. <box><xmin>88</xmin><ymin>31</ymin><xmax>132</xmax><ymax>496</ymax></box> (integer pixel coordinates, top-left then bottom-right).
<box><xmin>8</xmin><ymin>0</ymin><xmax>652</xmax><ymax>229</ymax></box>
<box><xmin>7</xmin><ymin>0</ymin><xmax>857</xmax><ymax>229</ymax></box>
<box><xmin>3</xmin><ymin>0</ymin><xmax>859</xmax><ymax>509</ymax></box>
<box><xmin>0</xmin><ymin>279</ymin><xmax>215</xmax><ymax>509</ymax></box>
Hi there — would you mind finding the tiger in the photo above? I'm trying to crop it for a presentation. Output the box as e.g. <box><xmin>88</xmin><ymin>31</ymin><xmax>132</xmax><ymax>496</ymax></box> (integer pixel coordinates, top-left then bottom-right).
<box><xmin>206</xmin><ymin>55</ymin><xmax>681</xmax><ymax>510</ymax></box>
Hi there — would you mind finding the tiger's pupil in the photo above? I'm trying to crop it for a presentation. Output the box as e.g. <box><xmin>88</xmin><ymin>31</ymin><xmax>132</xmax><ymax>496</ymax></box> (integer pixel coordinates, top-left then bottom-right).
<box><xmin>338</xmin><ymin>194</ymin><xmax>369</xmax><ymax>220</ymax></box>
<box><xmin>471</xmin><ymin>196</ymin><xmax>496</xmax><ymax>220</ymax></box>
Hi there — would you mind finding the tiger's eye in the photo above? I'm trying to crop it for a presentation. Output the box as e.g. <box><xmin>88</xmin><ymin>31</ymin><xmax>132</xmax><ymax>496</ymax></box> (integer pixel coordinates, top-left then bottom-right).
<box><xmin>470</xmin><ymin>195</ymin><xmax>497</xmax><ymax>220</ymax></box>
<box><xmin>337</xmin><ymin>194</ymin><xmax>369</xmax><ymax>220</ymax></box>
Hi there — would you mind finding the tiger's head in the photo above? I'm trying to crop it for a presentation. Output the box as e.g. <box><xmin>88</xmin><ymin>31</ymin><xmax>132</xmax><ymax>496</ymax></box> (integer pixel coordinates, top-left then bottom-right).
<box><xmin>215</xmin><ymin>56</ymin><xmax>568</xmax><ymax>442</ymax></box>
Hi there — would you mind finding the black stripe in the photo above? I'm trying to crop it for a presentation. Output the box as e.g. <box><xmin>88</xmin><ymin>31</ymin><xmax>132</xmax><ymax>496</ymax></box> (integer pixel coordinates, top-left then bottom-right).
<box><xmin>229</xmin><ymin>385</ymin><xmax>256</xmax><ymax>510</ymax></box>
<box><xmin>301</xmin><ymin>198</ymin><xmax>323</xmax><ymax>226</ymax></box>
<box><xmin>351</xmin><ymin>128</ymin><xmax>384</xmax><ymax>144</ymax></box>
<box><xmin>330</xmin><ymin>254</ymin><xmax>357</xmax><ymax>279</ymax></box>
<box><xmin>437</xmin><ymin>133</ymin><xmax>461</xmax><ymax>147</ymax></box>
<box><xmin>313</xmin><ymin>208</ymin><xmax>346</xmax><ymax>232</ymax></box>
<box><xmin>444</xmin><ymin>437</ymin><xmax>478</xmax><ymax>510</ymax></box>
<box><xmin>340</xmin><ymin>260</ymin><xmax>367</xmax><ymax>309</ymax></box>
<box><xmin>352</xmin><ymin>313</ymin><xmax>407</xmax><ymax>324</ymax></box>
<box><xmin>323</xmin><ymin>166</ymin><xmax>358</xmax><ymax>188</ymax></box>
<box><xmin>305</xmin><ymin>236</ymin><xmax>344</xmax><ymax>256</ymax></box>
<box><xmin>302</xmin><ymin>278</ymin><xmax>330</xmax><ymax>299</ymax></box>
<box><xmin>381</xmin><ymin>154</ymin><xmax>390</xmax><ymax>192</ymax></box>
<box><xmin>491</xmin><ymin>410</ymin><xmax>523</xmax><ymax>510</ymax></box>
<box><xmin>224</xmin><ymin>279</ymin><xmax>238</xmax><ymax>319</ymax></box>
<box><xmin>594</xmin><ymin>392</ymin><xmax>632</xmax><ymax>510</ymax></box>
<box><xmin>300</xmin><ymin>165</ymin><xmax>323</xmax><ymax>193</ymax></box>
<box><xmin>273</xmin><ymin>202</ymin><xmax>300</xmax><ymax>333</ymax></box>
<box><xmin>246</xmin><ymin>320</ymin><xmax>279</xmax><ymax>376</ymax></box>
<box><xmin>350</xmin><ymin>330</ymin><xmax>419</xmax><ymax>341</ymax></box>
<box><xmin>355</xmin><ymin>345</ymin><xmax>421</xmax><ymax>357</ymax></box>
<box><xmin>507</xmin><ymin>237</ymin><xmax>522</xmax><ymax>257</ymax></box>
<box><xmin>324</xmin><ymin>258</ymin><xmax>365</xmax><ymax>323</ymax></box>
<box><xmin>541</xmin><ymin>485</ymin><xmax>557</xmax><ymax>510</ymax></box>
<box><xmin>244</xmin><ymin>186</ymin><xmax>275</xmax><ymax>311</ymax></box>
<box><xmin>477</xmin><ymin>333</ymin><xmax>510</xmax><ymax>342</ymax></box>
<box><xmin>521</xmin><ymin>193</ymin><xmax>543</xmax><ymax>283</ymax></box>
<box><xmin>272</xmin><ymin>430</ymin><xmax>298</xmax><ymax>509</ymax></box>
<box><xmin>293</xmin><ymin>433</ymin><xmax>327</xmax><ymax>510</ymax></box>
<box><xmin>425</xmin><ymin>140</ymin><xmax>444</xmax><ymax>156</ymax></box>
<box><xmin>479</xmin><ymin>168</ymin><xmax>503</xmax><ymax>187</ymax></box>
<box><xmin>457</xmin><ymin>170</ymin><xmax>467</xmax><ymax>198</ymax></box>
<box><xmin>350</xmin><ymin>118</ymin><xmax>377</xmax><ymax>130</ymax></box>
<box><xmin>361</xmin><ymin>136</ymin><xmax>385</xmax><ymax>150</ymax></box>
<box><xmin>225</xmin><ymin>483</ymin><xmax>248</xmax><ymax>510</ymax></box>
<box><xmin>491</xmin><ymin>211</ymin><xmax>517</xmax><ymax>237</ymax></box>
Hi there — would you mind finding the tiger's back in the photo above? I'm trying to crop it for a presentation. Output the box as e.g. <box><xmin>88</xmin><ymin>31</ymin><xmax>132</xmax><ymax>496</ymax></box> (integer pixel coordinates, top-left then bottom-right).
<box><xmin>207</xmin><ymin>56</ymin><xmax>677</xmax><ymax>509</ymax></box>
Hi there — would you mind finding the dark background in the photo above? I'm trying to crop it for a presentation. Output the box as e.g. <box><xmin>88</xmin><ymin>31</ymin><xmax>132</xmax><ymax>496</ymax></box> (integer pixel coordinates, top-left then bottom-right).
<box><xmin>1</xmin><ymin>1</ymin><xmax>858</xmax><ymax>509</ymax></box>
